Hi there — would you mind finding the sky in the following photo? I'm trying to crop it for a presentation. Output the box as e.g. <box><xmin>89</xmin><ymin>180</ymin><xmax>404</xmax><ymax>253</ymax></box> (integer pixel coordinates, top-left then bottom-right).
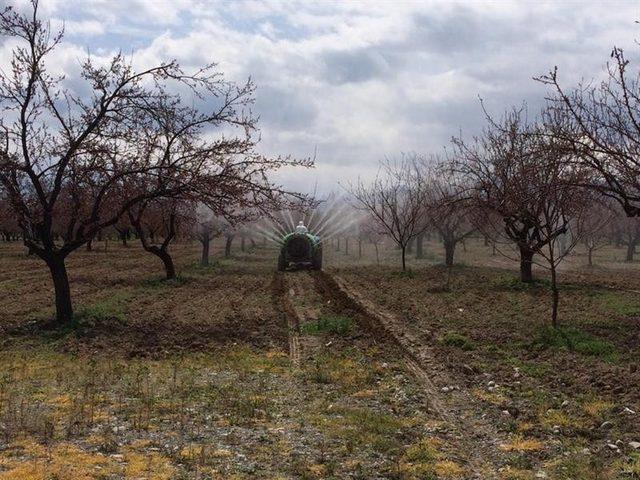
<box><xmin>5</xmin><ymin>0</ymin><xmax>640</xmax><ymax>193</ymax></box>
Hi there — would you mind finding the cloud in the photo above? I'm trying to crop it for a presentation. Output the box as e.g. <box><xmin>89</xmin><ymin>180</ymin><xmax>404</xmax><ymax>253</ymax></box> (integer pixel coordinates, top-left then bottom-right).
<box><xmin>321</xmin><ymin>48</ymin><xmax>391</xmax><ymax>85</ymax></box>
<box><xmin>3</xmin><ymin>0</ymin><xmax>639</xmax><ymax>194</ymax></box>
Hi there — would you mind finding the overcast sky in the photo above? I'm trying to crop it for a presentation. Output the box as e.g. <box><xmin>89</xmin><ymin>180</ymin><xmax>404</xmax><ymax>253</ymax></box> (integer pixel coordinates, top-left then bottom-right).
<box><xmin>6</xmin><ymin>0</ymin><xmax>640</xmax><ymax>193</ymax></box>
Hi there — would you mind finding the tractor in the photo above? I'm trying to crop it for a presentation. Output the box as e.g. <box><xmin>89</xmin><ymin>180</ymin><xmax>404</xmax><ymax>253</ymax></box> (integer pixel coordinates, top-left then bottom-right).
<box><xmin>277</xmin><ymin>231</ymin><xmax>323</xmax><ymax>271</ymax></box>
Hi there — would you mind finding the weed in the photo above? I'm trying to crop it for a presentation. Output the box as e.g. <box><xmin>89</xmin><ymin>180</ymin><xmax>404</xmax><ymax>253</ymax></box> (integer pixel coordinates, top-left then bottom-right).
<box><xmin>328</xmin><ymin>406</ymin><xmax>405</xmax><ymax>454</ymax></box>
<box><xmin>533</xmin><ymin>326</ymin><xmax>618</xmax><ymax>360</ymax></box>
<box><xmin>618</xmin><ymin>452</ymin><xmax>640</xmax><ymax>477</ymax></box>
<box><xmin>499</xmin><ymin>436</ymin><xmax>544</xmax><ymax>452</ymax></box>
<box><xmin>301</xmin><ymin>315</ymin><xmax>353</xmax><ymax>336</ymax></box>
<box><xmin>304</xmin><ymin>354</ymin><xmax>375</xmax><ymax>390</ymax></box>
<box><xmin>398</xmin><ymin>438</ymin><xmax>445</xmax><ymax>479</ymax></box>
<box><xmin>403</xmin><ymin>438</ymin><xmax>440</xmax><ymax>463</ymax></box>
<box><xmin>507</xmin><ymin>357</ymin><xmax>552</xmax><ymax>378</ymax></box>
<box><xmin>434</xmin><ymin>460</ymin><xmax>465</xmax><ymax>478</ymax></box>
<box><xmin>184</xmin><ymin>260</ymin><xmax>223</xmax><ymax>273</ymax></box>
<box><xmin>74</xmin><ymin>291</ymin><xmax>131</xmax><ymax>324</ymax></box>
<box><xmin>582</xmin><ymin>399</ymin><xmax>614</xmax><ymax>418</ymax></box>
<box><xmin>441</xmin><ymin>331</ymin><xmax>475</xmax><ymax>351</ymax></box>
<box><xmin>595</xmin><ymin>290</ymin><xmax>640</xmax><ymax>316</ymax></box>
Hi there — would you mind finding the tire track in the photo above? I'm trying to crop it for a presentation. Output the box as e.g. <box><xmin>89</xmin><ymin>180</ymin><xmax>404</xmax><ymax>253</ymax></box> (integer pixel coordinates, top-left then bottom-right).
<box><xmin>313</xmin><ymin>271</ymin><xmax>449</xmax><ymax>419</ymax></box>
<box><xmin>273</xmin><ymin>269</ymin><xmax>507</xmax><ymax>477</ymax></box>
<box><xmin>271</xmin><ymin>272</ymin><xmax>301</xmax><ymax>366</ymax></box>
<box><xmin>316</xmin><ymin>270</ymin><xmax>506</xmax><ymax>478</ymax></box>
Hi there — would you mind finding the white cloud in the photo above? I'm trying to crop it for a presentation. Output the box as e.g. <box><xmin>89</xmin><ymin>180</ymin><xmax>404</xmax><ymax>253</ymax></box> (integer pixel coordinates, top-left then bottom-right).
<box><xmin>3</xmin><ymin>0</ymin><xmax>639</xmax><ymax>194</ymax></box>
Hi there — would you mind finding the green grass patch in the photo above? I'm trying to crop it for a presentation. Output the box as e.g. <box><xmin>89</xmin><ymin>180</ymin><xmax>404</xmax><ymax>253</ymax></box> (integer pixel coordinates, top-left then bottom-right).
<box><xmin>302</xmin><ymin>353</ymin><xmax>375</xmax><ymax>391</ymax></box>
<box><xmin>618</xmin><ymin>452</ymin><xmax>640</xmax><ymax>477</ymax></box>
<box><xmin>507</xmin><ymin>357</ymin><xmax>552</xmax><ymax>378</ymax></box>
<box><xmin>533</xmin><ymin>326</ymin><xmax>618</xmax><ymax>361</ymax></box>
<box><xmin>325</xmin><ymin>406</ymin><xmax>405</xmax><ymax>454</ymax></box>
<box><xmin>300</xmin><ymin>314</ymin><xmax>353</xmax><ymax>336</ymax></box>
<box><xmin>75</xmin><ymin>291</ymin><xmax>131</xmax><ymax>324</ymax></box>
<box><xmin>594</xmin><ymin>290</ymin><xmax>640</xmax><ymax>316</ymax></box>
<box><xmin>441</xmin><ymin>331</ymin><xmax>475</xmax><ymax>351</ymax></box>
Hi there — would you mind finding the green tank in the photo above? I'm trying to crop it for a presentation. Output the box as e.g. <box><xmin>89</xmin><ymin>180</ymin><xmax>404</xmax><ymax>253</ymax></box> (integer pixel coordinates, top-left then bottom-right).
<box><xmin>277</xmin><ymin>232</ymin><xmax>323</xmax><ymax>271</ymax></box>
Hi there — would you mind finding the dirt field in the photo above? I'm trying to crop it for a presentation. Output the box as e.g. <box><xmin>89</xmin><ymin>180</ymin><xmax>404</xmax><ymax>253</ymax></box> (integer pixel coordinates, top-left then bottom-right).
<box><xmin>0</xmin><ymin>238</ymin><xmax>639</xmax><ymax>479</ymax></box>
<box><xmin>0</xmin><ymin>241</ymin><xmax>465</xmax><ymax>479</ymax></box>
<box><xmin>332</xmin><ymin>238</ymin><xmax>640</xmax><ymax>479</ymax></box>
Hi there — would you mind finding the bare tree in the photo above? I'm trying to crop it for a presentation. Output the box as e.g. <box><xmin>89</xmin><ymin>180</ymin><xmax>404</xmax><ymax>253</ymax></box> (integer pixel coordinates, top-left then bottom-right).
<box><xmin>451</xmin><ymin>105</ymin><xmax>579</xmax><ymax>283</ymax></box>
<box><xmin>224</xmin><ymin>226</ymin><xmax>235</xmax><ymax>259</ymax></box>
<box><xmin>349</xmin><ymin>155</ymin><xmax>430</xmax><ymax>270</ymax></box>
<box><xmin>113</xmin><ymin>218</ymin><xmax>133</xmax><ymax>248</ymax></box>
<box><xmin>581</xmin><ymin>202</ymin><xmax>613</xmax><ymax>267</ymax></box>
<box><xmin>0</xmin><ymin>2</ymin><xmax>312</xmax><ymax>324</ymax></box>
<box><xmin>128</xmin><ymin>198</ymin><xmax>194</xmax><ymax>279</ymax></box>
<box><xmin>359</xmin><ymin>215</ymin><xmax>385</xmax><ymax>266</ymax></box>
<box><xmin>613</xmin><ymin>210</ymin><xmax>640</xmax><ymax>262</ymax></box>
<box><xmin>195</xmin><ymin>207</ymin><xmax>225</xmax><ymax>267</ymax></box>
<box><xmin>528</xmin><ymin>157</ymin><xmax>591</xmax><ymax>327</ymax></box>
<box><xmin>415</xmin><ymin>230</ymin><xmax>428</xmax><ymax>259</ymax></box>
<box><xmin>0</xmin><ymin>190</ymin><xmax>20</xmax><ymax>241</ymax></box>
<box><xmin>538</xmin><ymin>47</ymin><xmax>640</xmax><ymax>217</ymax></box>
<box><xmin>460</xmin><ymin>111</ymin><xmax>591</xmax><ymax>325</ymax></box>
<box><xmin>426</xmin><ymin>163</ymin><xmax>475</xmax><ymax>267</ymax></box>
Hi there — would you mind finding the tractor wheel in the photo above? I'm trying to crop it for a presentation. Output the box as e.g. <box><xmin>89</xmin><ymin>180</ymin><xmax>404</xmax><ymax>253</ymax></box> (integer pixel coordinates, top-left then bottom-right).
<box><xmin>277</xmin><ymin>253</ymin><xmax>287</xmax><ymax>271</ymax></box>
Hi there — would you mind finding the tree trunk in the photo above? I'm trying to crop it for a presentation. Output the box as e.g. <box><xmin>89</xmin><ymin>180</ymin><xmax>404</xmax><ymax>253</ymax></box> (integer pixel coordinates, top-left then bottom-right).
<box><xmin>401</xmin><ymin>245</ymin><xmax>406</xmax><ymax>271</ymax></box>
<box><xmin>44</xmin><ymin>254</ymin><xmax>73</xmax><ymax>324</ymax></box>
<box><xmin>200</xmin><ymin>236</ymin><xmax>210</xmax><ymax>266</ymax></box>
<box><xmin>358</xmin><ymin>239</ymin><xmax>362</xmax><ymax>259</ymax></box>
<box><xmin>587</xmin><ymin>247</ymin><xmax>593</xmax><ymax>267</ymax></box>
<box><xmin>444</xmin><ymin>240</ymin><xmax>456</xmax><ymax>267</ymax></box>
<box><xmin>416</xmin><ymin>233</ymin><xmax>424</xmax><ymax>259</ymax></box>
<box><xmin>138</xmin><ymin>243</ymin><xmax>177</xmax><ymax>280</ymax></box>
<box><xmin>225</xmin><ymin>236</ymin><xmax>233</xmax><ymax>258</ymax></box>
<box><xmin>374</xmin><ymin>243</ymin><xmax>379</xmax><ymax>266</ymax></box>
<box><xmin>86</xmin><ymin>238</ymin><xmax>93</xmax><ymax>251</ymax></box>
<box><xmin>241</xmin><ymin>236</ymin><xmax>246</xmax><ymax>252</ymax></box>
<box><xmin>120</xmin><ymin>231</ymin><xmax>128</xmax><ymax>247</ymax></box>
<box><xmin>130</xmin><ymin>209</ymin><xmax>177</xmax><ymax>280</ymax></box>
<box><xmin>550</xmin><ymin>265</ymin><xmax>559</xmax><ymax>328</ymax></box>
<box><xmin>519</xmin><ymin>246</ymin><xmax>534</xmax><ymax>283</ymax></box>
<box><xmin>157</xmin><ymin>249</ymin><xmax>176</xmax><ymax>280</ymax></box>
<box><xmin>626</xmin><ymin>243</ymin><xmax>635</xmax><ymax>262</ymax></box>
